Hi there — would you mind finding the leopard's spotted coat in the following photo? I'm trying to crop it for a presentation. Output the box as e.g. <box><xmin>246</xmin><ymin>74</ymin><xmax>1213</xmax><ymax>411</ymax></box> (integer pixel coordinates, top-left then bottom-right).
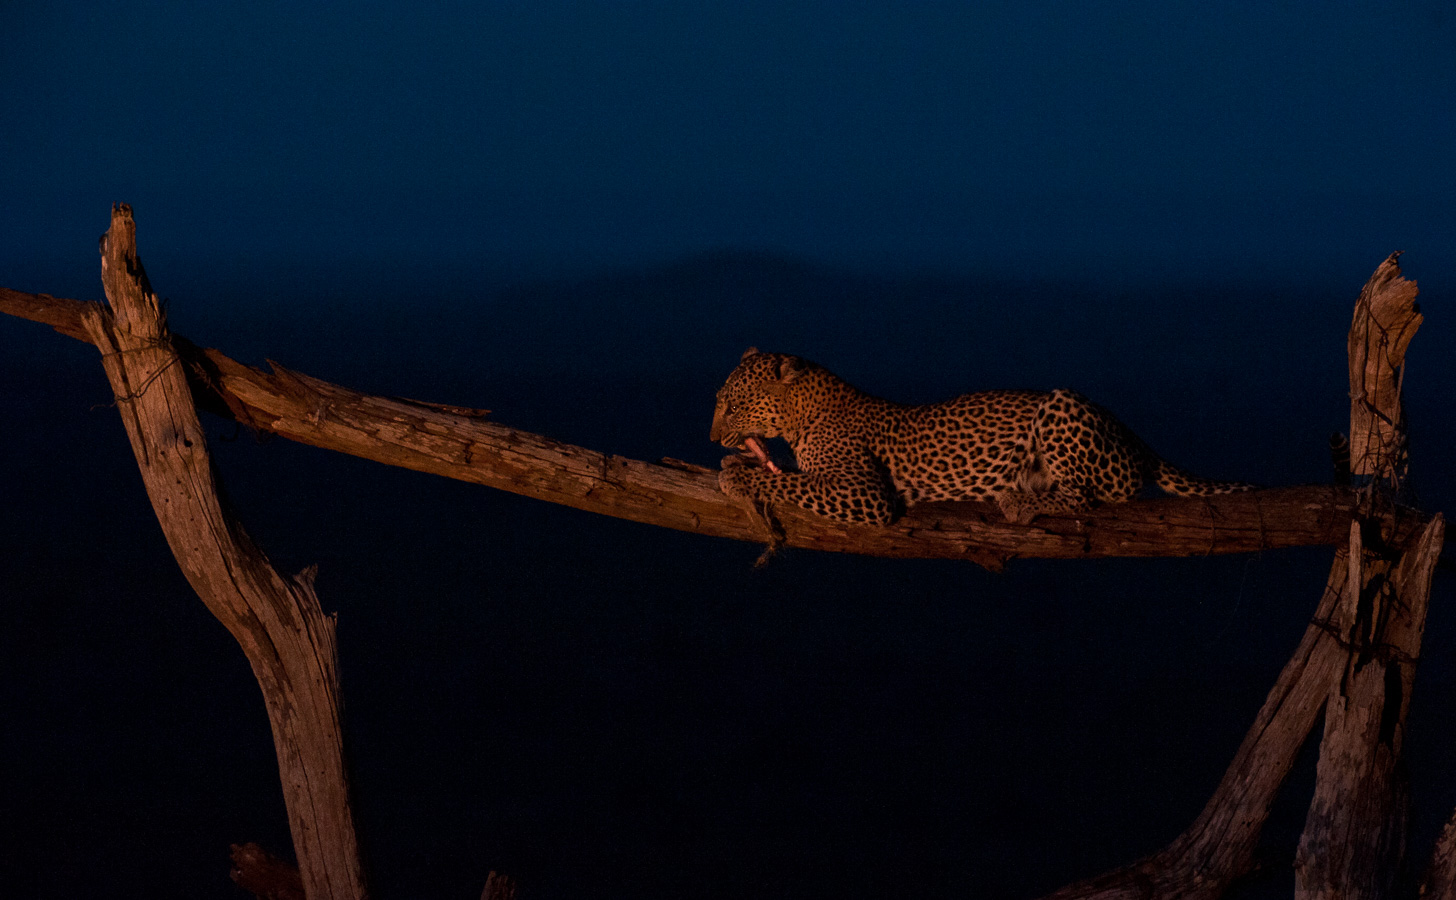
<box><xmin>709</xmin><ymin>349</ymin><xmax>1254</xmax><ymax>525</ymax></box>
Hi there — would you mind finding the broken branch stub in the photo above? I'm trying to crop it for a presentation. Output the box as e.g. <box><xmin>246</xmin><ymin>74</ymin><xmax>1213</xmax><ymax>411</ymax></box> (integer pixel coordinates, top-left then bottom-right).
<box><xmin>1348</xmin><ymin>252</ymin><xmax>1421</xmax><ymax>492</ymax></box>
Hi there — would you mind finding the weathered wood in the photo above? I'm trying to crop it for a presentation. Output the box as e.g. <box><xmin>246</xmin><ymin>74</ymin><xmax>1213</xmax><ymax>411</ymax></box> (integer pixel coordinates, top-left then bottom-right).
<box><xmin>1296</xmin><ymin>516</ymin><xmax>1443</xmax><ymax>898</ymax></box>
<box><xmin>1294</xmin><ymin>254</ymin><xmax>1433</xmax><ymax>899</ymax></box>
<box><xmin>1041</xmin><ymin>516</ymin><xmax>1444</xmax><ymax>900</ymax></box>
<box><xmin>0</xmin><ymin>285</ymin><xmax>95</xmax><ymax>342</ymax></box>
<box><xmin>1041</xmin><ymin>254</ymin><xmax>1434</xmax><ymax>899</ymax></box>
<box><xmin>80</xmin><ymin>205</ymin><xmax>367</xmax><ymax>900</ymax></box>
<box><xmin>1347</xmin><ymin>252</ymin><xmax>1421</xmax><ymax>491</ymax></box>
<box><xmin>0</xmin><ymin>284</ymin><xmax>1392</xmax><ymax>570</ymax></box>
<box><xmin>479</xmin><ymin>871</ymin><xmax>519</xmax><ymax>900</ymax></box>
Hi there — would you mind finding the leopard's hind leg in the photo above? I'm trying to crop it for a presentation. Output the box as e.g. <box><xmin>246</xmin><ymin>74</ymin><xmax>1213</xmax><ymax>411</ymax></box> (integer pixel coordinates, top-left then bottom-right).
<box><xmin>997</xmin><ymin>389</ymin><xmax>1142</xmax><ymax>523</ymax></box>
<box><xmin>995</xmin><ymin>483</ymin><xmax>1097</xmax><ymax>524</ymax></box>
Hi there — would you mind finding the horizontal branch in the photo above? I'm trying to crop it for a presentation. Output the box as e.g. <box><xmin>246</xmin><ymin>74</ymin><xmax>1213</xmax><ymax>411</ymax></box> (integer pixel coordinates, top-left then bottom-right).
<box><xmin>1</xmin><ymin>284</ymin><xmax>1388</xmax><ymax>570</ymax></box>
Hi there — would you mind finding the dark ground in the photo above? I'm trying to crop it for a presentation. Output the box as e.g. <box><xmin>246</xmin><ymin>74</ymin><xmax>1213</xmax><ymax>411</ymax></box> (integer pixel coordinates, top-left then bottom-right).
<box><xmin>2</xmin><ymin>253</ymin><xmax>1453</xmax><ymax>899</ymax></box>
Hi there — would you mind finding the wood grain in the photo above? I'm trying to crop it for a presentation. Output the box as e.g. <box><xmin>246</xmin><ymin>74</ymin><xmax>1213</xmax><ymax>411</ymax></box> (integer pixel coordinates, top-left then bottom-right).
<box><xmin>80</xmin><ymin>205</ymin><xmax>368</xmax><ymax>900</ymax></box>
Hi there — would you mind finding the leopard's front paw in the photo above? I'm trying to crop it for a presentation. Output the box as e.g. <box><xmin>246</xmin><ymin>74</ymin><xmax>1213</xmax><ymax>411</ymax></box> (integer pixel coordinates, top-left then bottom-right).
<box><xmin>718</xmin><ymin>464</ymin><xmax>758</xmax><ymax>502</ymax></box>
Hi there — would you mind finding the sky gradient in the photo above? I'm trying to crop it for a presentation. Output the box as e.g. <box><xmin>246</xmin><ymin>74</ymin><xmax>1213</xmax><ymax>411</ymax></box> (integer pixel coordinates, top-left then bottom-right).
<box><xmin>4</xmin><ymin>1</ymin><xmax>1454</xmax><ymax>287</ymax></box>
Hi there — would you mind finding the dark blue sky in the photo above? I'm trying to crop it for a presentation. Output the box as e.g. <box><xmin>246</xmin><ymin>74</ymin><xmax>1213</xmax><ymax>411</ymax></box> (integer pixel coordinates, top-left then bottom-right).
<box><xmin>4</xmin><ymin>1</ymin><xmax>1454</xmax><ymax>288</ymax></box>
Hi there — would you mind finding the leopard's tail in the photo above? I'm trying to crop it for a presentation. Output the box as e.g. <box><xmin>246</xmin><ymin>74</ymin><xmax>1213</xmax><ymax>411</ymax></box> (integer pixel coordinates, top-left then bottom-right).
<box><xmin>1152</xmin><ymin>459</ymin><xmax>1259</xmax><ymax>497</ymax></box>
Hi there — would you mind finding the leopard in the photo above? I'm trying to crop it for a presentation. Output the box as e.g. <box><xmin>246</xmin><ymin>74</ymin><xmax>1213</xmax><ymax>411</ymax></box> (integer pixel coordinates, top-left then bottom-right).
<box><xmin>709</xmin><ymin>348</ymin><xmax>1255</xmax><ymax>525</ymax></box>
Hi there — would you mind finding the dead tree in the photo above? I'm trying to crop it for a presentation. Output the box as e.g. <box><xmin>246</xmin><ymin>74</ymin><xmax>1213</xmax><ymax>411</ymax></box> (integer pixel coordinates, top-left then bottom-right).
<box><xmin>0</xmin><ymin>206</ymin><xmax>1445</xmax><ymax>899</ymax></box>
<box><xmin>1033</xmin><ymin>256</ymin><xmax>1443</xmax><ymax>900</ymax></box>
<box><xmin>84</xmin><ymin>209</ymin><xmax>367</xmax><ymax>900</ymax></box>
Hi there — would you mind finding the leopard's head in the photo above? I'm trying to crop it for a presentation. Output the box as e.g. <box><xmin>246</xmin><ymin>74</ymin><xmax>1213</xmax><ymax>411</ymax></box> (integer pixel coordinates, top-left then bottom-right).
<box><xmin>709</xmin><ymin>348</ymin><xmax>811</xmax><ymax>452</ymax></box>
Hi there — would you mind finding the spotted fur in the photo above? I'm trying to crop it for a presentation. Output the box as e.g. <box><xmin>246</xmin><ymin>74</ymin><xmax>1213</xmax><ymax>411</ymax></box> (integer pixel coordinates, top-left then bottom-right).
<box><xmin>709</xmin><ymin>348</ymin><xmax>1255</xmax><ymax>525</ymax></box>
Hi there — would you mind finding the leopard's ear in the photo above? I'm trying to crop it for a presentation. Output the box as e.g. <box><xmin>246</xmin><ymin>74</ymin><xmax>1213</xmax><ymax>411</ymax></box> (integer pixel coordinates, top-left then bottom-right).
<box><xmin>740</xmin><ymin>346</ymin><xmax>760</xmax><ymax>361</ymax></box>
<box><xmin>776</xmin><ymin>355</ymin><xmax>808</xmax><ymax>384</ymax></box>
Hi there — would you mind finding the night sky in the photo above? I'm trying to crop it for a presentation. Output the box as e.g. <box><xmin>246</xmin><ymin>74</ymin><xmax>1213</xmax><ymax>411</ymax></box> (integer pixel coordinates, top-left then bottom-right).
<box><xmin>3</xmin><ymin>3</ymin><xmax>1455</xmax><ymax>899</ymax></box>
<box><xmin>5</xmin><ymin>1</ymin><xmax>1455</xmax><ymax>285</ymax></box>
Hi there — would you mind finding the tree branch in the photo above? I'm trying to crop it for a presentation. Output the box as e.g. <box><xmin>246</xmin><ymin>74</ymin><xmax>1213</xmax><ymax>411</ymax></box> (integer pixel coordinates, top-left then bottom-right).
<box><xmin>1347</xmin><ymin>252</ymin><xmax>1422</xmax><ymax>492</ymax></box>
<box><xmin>0</xmin><ymin>285</ymin><xmax>1390</xmax><ymax>571</ymax></box>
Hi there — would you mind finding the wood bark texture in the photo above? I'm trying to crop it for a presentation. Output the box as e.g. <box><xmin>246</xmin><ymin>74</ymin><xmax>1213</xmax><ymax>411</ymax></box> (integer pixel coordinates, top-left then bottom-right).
<box><xmin>479</xmin><ymin>871</ymin><xmax>519</xmax><ymax>900</ymax></box>
<box><xmin>1347</xmin><ymin>252</ymin><xmax>1421</xmax><ymax>491</ymax></box>
<box><xmin>1295</xmin><ymin>516</ymin><xmax>1443</xmax><ymax>899</ymax></box>
<box><xmin>80</xmin><ymin>205</ymin><xmax>367</xmax><ymax>900</ymax></box>
<box><xmin>1294</xmin><ymin>254</ymin><xmax>1432</xmax><ymax>900</ymax></box>
<box><xmin>0</xmin><ymin>286</ymin><xmax>1391</xmax><ymax>570</ymax></box>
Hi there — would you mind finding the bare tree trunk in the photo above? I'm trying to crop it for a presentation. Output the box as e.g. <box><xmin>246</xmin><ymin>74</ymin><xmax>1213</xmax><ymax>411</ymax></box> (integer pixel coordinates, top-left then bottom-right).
<box><xmin>1346</xmin><ymin>253</ymin><xmax>1421</xmax><ymax>493</ymax></box>
<box><xmin>1294</xmin><ymin>252</ymin><xmax>1434</xmax><ymax>900</ymax></box>
<box><xmin>1295</xmin><ymin>516</ymin><xmax>1443</xmax><ymax>898</ymax></box>
<box><xmin>81</xmin><ymin>205</ymin><xmax>367</xmax><ymax>900</ymax></box>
